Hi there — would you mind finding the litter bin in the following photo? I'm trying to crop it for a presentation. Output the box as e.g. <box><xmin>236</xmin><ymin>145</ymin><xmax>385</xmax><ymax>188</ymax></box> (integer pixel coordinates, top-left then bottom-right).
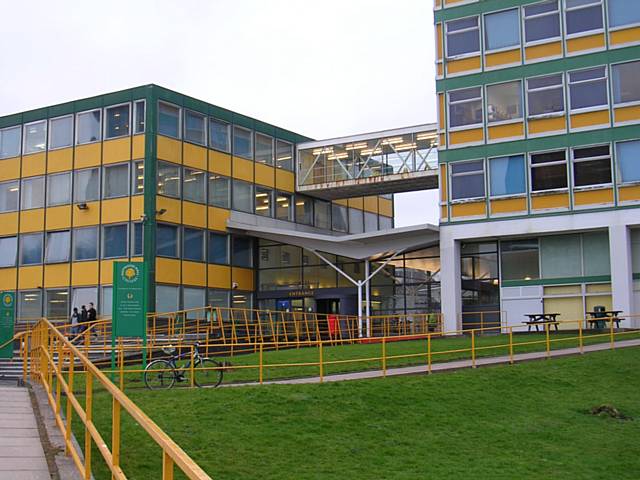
<box><xmin>593</xmin><ymin>305</ymin><xmax>607</xmax><ymax>329</ymax></box>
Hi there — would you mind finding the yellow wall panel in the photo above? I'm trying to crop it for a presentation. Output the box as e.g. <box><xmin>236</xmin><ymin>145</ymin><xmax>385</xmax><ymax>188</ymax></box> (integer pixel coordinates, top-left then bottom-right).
<box><xmin>334</xmin><ymin>199</ymin><xmax>349</xmax><ymax>207</ymax></box>
<box><xmin>438</xmin><ymin>133</ymin><xmax>446</xmax><ymax>148</ymax></box>
<box><xmin>47</xmin><ymin>148</ymin><xmax>73</xmax><ymax>173</ymax></box>
<box><xmin>436</xmin><ymin>23</ymin><xmax>443</xmax><ymax>60</ymax></box>
<box><xmin>449</xmin><ymin>128</ymin><xmax>483</xmax><ymax>145</ymax></box>
<box><xmin>103</xmin><ymin>137</ymin><xmax>131</xmax><ymax>165</ymax></box>
<box><xmin>440</xmin><ymin>205</ymin><xmax>448</xmax><ymax>220</ymax></box>
<box><xmin>156</xmin><ymin>196</ymin><xmax>181</xmax><ymax>224</ymax></box>
<box><xmin>528</xmin><ymin>116</ymin><xmax>566</xmax><ymax>135</ymax></box>
<box><xmin>488</xmin><ymin>122</ymin><xmax>524</xmax><ymax>141</ymax></box>
<box><xmin>44</xmin><ymin>263</ymin><xmax>70</xmax><ymax>288</ymax></box>
<box><xmin>73</xmin><ymin>201</ymin><xmax>100</xmax><ymax>227</ymax></box>
<box><xmin>208</xmin><ymin>264</ymin><xmax>231</xmax><ymax>289</ymax></box>
<box><xmin>570</xmin><ymin>110</ymin><xmax>610</xmax><ymax>129</ymax></box>
<box><xmin>439</xmin><ymin>164</ymin><xmax>447</xmax><ymax>202</ymax></box>
<box><xmin>614</xmin><ymin>105</ymin><xmax>640</xmax><ymax>124</ymax></box>
<box><xmin>19</xmin><ymin>209</ymin><xmax>45</xmax><ymax>233</ymax></box>
<box><xmin>348</xmin><ymin>197</ymin><xmax>364</xmax><ymax>210</ymax></box>
<box><xmin>157</xmin><ymin>136</ymin><xmax>182</xmax><ymax>164</ymax></box>
<box><xmin>132</xmin><ymin>135</ymin><xmax>145</xmax><ymax>159</ymax></box>
<box><xmin>0</xmin><ymin>212</ymin><xmax>19</xmax><ymax>235</ymax></box>
<box><xmin>182</xmin><ymin>201</ymin><xmax>207</xmax><ymax>228</ymax></box>
<box><xmin>156</xmin><ymin>258</ymin><xmax>181</xmax><ymax>284</ymax></box>
<box><xmin>434</xmin><ymin>0</ymin><xmax>441</xmax><ymax>7</ymax></box>
<box><xmin>447</xmin><ymin>56</ymin><xmax>481</xmax><ymax>75</ymax></box>
<box><xmin>0</xmin><ymin>268</ymin><xmax>17</xmax><ymax>290</ymax></box>
<box><xmin>490</xmin><ymin>197</ymin><xmax>527</xmax><ymax>214</ymax></box>
<box><xmin>45</xmin><ymin>205</ymin><xmax>71</xmax><ymax>230</ymax></box>
<box><xmin>21</xmin><ymin>152</ymin><xmax>46</xmax><ymax>177</ymax></box>
<box><xmin>18</xmin><ymin>265</ymin><xmax>43</xmax><ymax>290</ymax></box>
<box><xmin>525</xmin><ymin>41</ymin><xmax>562</xmax><ymax>61</ymax></box>
<box><xmin>131</xmin><ymin>195</ymin><xmax>144</xmax><ymax>220</ymax></box>
<box><xmin>610</xmin><ymin>26</ymin><xmax>640</xmax><ymax>47</ymax></box>
<box><xmin>209</xmin><ymin>150</ymin><xmax>232</xmax><ymax>176</ymax></box>
<box><xmin>618</xmin><ymin>185</ymin><xmax>640</xmax><ymax>203</ymax></box>
<box><xmin>438</xmin><ymin>94</ymin><xmax>446</xmax><ymax>130</ymax></box>
<box><xmin>71</xmin><ymin>261</ymin><xmax>99</xmax><ymax>286</ymax></box>
<box><xmin>208</xmin><ymin>206</ymin><xmax>230</xmax><ymax>232</ymax></box>
<box><xmin>232</xmin><ymin>157</ymin><xmax>254</xmax><ymax>182</ymax></box>
<box><xmin>232</xmin><ymin>267</ymin><xmax>254</xmax><ymax>291</ymax></box>
<box><xmin>444</xmin><ymin>0</ymin><xmax>467</xmax><ymax>4</ymax></box>
<box><xmin>378</xmin><ymin>198</ymin><xmax>393</xmax><ymax>217</ymax></box>
<box><xmin>101</xmin><ymin>197</ymin><xmax>130</xmax><ymax>224</ymax></box>
<box><xmin>183</xmin><ymin>143</ymin><xmax>207</xmax><ymax>170</ymax></box>
<box><xmin>531</xmin><ymin>192</ymin><xmax>569</xmax><ymax>210</ymax></box>
<box><xmin>275</xmin><ymin>169</ymin><xmax>295</xmax><ymax>192</ymax></box>
<box><xmin>255</xmin><ymin>163</ymin><xmax>275</xmax><ymax>187</ymax></box>
<box><xmin>364</xmin><ymin>196</ymin><xmax>378</xmax><ymax>213</ymax></box>
<box><xmin>74</xmin><ymin>143</ymin><xmax>101</xmax><ymax>169</ymax></box>
<box><xmin>0</xmin><ymin>157</ymin><xmax>20</xmax><ymax>181</ymax></box>
<box><xmin>566</xmin><ymin>33</ymin><xmax>605</xmax><ymax>54</ymax></box>
<box><xmin>437</xmin><ymin>63</ymin><xmax>444</xmax><ymax>77</ymax></box>
<box><xmin>182</xmin><ymin>261</ymin><xmax>206</xmax><ymax>287</ymax></box>
<box><xmin>451</xmin><ymin>201</ymin><xmax>486</xmax><ymax>218</ymax></box>
<box><xmin>100</xmin><ymin>260</ymin><xmax>115</xmax><ymax>284</ymax></box>
<box><xmin>574</xmin><ymin>188</ymin><xmax>613</xmax><ymax>206</ymax></box>
<box><xmin>485</xmin><ymin>48</ymin><xmax>521</xmax><ymax>68</ymax></box>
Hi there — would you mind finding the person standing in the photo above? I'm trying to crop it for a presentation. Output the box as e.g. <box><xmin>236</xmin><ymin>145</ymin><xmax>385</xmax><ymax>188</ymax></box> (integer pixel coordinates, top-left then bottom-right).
<box><xmin>87</xmin><ymin>302</ymin><xmax>97</xmax><ymax>338</ymax></box>
<box><xmin>80</xmin><ymin>305</ymin><xmax>88</xmax><ymax>333</ymax></box>
<box><xmin>70</xmin><ymin>307</ymin><xmax>80</xmax><ymax>336</ymax></box>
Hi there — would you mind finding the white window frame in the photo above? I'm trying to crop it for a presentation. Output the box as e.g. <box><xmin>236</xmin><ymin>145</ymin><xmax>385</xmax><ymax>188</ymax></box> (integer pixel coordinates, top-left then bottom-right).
<box><xmin>0</xmin><ymin>125</ymin><xmax>22</xmax><ymax>159</ymax></box>
<box><xmin>449</xmin><ymin>159</ymin><xmax>486</xmax><ymax>202</ymax></box>
<box><xmin>485</xmin><ymin>79</ymin><xmax>524</xmax><ymax>126</ymax></box>
<box><xmin>610</xmin><ymin>61</ymin><xmax>640</xmax><ymax>109</ymax></box>
<box><xmin>567</xmin><ymin>65</ymin><xmax>609</xmax><ymax>114</ymax></box>
<box><xmin>72</xmin><ymin>226</ymin><xmax>99</xmax><ymax>261</ymax></box>
<box><xmin>528</xmin><ymin>149</ymin><xmax>569</xmax><ymax>193</ymax></box>
<box><xmin>101</xmin><ymin>223</ymin><xmax>129</xmax><ymax>259</ymax></box>
<box><xmin>133</xmin><ymin>100</ymin><xmax>146</xmax><ymax>134</ymax></box>
<box><xmin>606</xmin><ymin>0</ymin><xmax>640</xmax><ymax>33</ymax></box>
<box><xmin>73</xmin><ymin>167</ymin><xmax>101</xmax><ymax>203</ymax></box>
<box><xmin>615</xmin><ymin>139</ymin><xmax>640</xmax><ymax>186</ymax></box>
<box><xmin>103</xmin><ymin>102</ymin><xmax>132</xmax><ymax>140</ymax></box>
<box><xmin>487</xmin><ymin>155</ymin><xmax>527</xmax><ymax>199</ymax></box>
<box><xmin>209</xmin><ymin>117</ymin><xmax>231</xmax><ymax>152</ymax></box>
<box><xmin>48</xmin><ymin>114</ymin><xmax>74</xmax><ymax>151</ymax></box>
<box><xmin>525</xmin><ymin>73</ymin><xmax>566</xmax><ymax>119</ymax></box>
<box><xmin>102</xmin><ymin>162</ymin><xmax>130</xmax><ymax>199</ymax></box>
<box><xmin>46</xmin><ymin>171</ymin><xmax>72</xmax><ymax>207</ymax></box>
<box><xmin>75</xmin><ymin>108</ymin><xmax>102</xmax><ymax>145</ymax></box>
<box><xmin>23</xmin><ymin>120</ymin><xmax>47</xmax><ymax>155</ymax></box>
<box><xmin>232</xmin><ymin>125</ymin><xmax>254</xmax><ymax>160</ymax></box>
<box><xmin>183</xmin><ymin>109</ymin><xmax>207</xmax><ymax>146</ymax></box>
<box><xmin>570</xmin><ymin>143</ymin><xmax>613</xmax><ymax>190</ymax></box>
<box><xmin>447</xmin><ymin>87</ymin><xmax>484</xmax><ymax>131</ymax></box>
<box><xmin>445</xmin><ymin>15</ymin><xmax>480</xmax><ymax>60</ymax></box>
<box><xmin>522</xmin><ymin>0</ymin><xmax>562</xmax><ymax>47</ymax></box>
<box><xmin>255</xmin><ymin>132</ymin><xmax>274</xmax><ymax>165</ymax></box>
<box><xmin>483</xmin><ymin>7</ymin><xmax>521</xmax><ymax>54</ymax></box>
<box><xmin>157</xmin><ymin>101</ymin><xmax>182</xmax><ymax>139</ymax></box>
<box><xmin>564</xmin><ymin>0</ymin><xmax>604</xmax><ymax>39</ymax></box>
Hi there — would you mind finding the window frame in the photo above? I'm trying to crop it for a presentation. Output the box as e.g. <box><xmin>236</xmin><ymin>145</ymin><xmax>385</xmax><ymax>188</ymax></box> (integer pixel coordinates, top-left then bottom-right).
<box><xmin>564</xmin><ymin>0</ymin><xmax>604</xmax><ymax>39</ymax></box>
<box><xmin>525</xmin><ymin>73</ymin><xmax>566</xmax><ymax>119</ymax></box>
<box><xmin>483</xmin><ymin>7</ymin><xmax>521</xmax><ymax>53</ymax></box>
<box><xmin>74</xmin><ymin>167</ymin><xmax>101</xmax><ymax>203</ymax></box>
<box><xmin>488</xmin><ymin>154</ymin><xmax>527</xmax><ymax>199</ymax></box>
<box><xmin>75</xmin><ymin>108</ymin><xmax>102</xmax><ymax>145</ymax></box>
<box><xmin>103</xmin><ymin>102</ymin><xmax>131</xmax><ymax>140</ymax></box>
<box><xmin>23</xmin><ymin>120</ymin><xmax>47</xmax><ymax>155</ymax></box>
<box><xmin>73</xmin><ymin>226</ymin><xmax>99</xmax><ymax>261</ymax></box>
<box><xmin>606</xmin><ymin>0</ymin><xmax>640</xmax><ymax>31</ymax></box>
<box><xmin>48</xmin><ymin>114</ymin><xmax>74</xmax><ymax>151</ymax></box>
<box><xmin>0</xmin><ymin>179</ymin><xmax>20</xmax><ymax>213</ymax></box>
<box><xmin>447</xmin><ymin>87</ymin><xmax>484</xmax><ymax>131</ymax></box>
<box><xmin>449</xmin><ymin>159</ymin><xmax>486</xmax><ymax>202</ymax></box>
<box><xmin>208</xmin><ymin>174</ymin><xmax>230</xmax><ymax>208</ymax></box>
<box><xmin>485</xmin><ymin>79</ymin><xmax>524</xmax><ymax>126</ymax></box>
<box><xmin>232</xmin><ymin>125</ymin><xmax>254</xmax><ymax>160</ymax></box>
<box><xmin>611</xmin><ymin>60</ymin><xmax>640</xmax><ymax>108</ymax></box>
<box><xmin>208</xmin><ymin>117</ymin><xmax>231</xmax><ymax>153</ymax></box>
<box><xmin>44</xmin><ymin>230</ymin><xmax>71</xmax><ymax>264</ymax></box>
<box><xmin>101</xmin><ymin>223</ymin><xmax>129</xmax><ymax>259</ymax></box>
<box><xmin>0</xmin><ymin>125</ymin><xmax>22</xmax><ymax>159</ymax></box>
<box><xmin>133</xmin><ymin>100</ymin><xmax>146</xmax><ymax>134</ymax></box>
<box><xmin>156</xmin><ymin>222</ymin><xmax>180</xmax><ymax>259</ymax></box>
<box><xmin>182</xmin><ymin>167</ymin><xmax>206</xmax><ymax>204</ymax></box>
<box><xmin>275</xmin><ymin>191</ymin><xmax>294</xmax><ymax>222</ymax></box>
<box><xmin>208</xmin><ymin>232</ymin><xmax>229</xmax><ymax>265</ymax></box>
<box><xmin>132</xmin><ymin>160</ymin><xmax>144</xmax><ymax>195</ymax></box>
<box><xmin>0</xmin><ymin>235</ymin><xmax>17</xmax><ymax>267</ymax></box>
<box><xmin>157</xmin><ymin>101</ymin><xmax>182</xmax><ymax>139</ymax></box>
<box><xmin>570</xmin><ymin>143</ymin><xmax>613</xmax><ymax>190</ymax></box>
<box><xmin>254</xmin><ymin>132</ymin><xmax>274</xmax><ymax>165</ymax></box>
<box><xmin>182</xmin><ymin>227</ymin><xmax>205</xmax><ymax>263</ymax></box>
<box><xmin>275</xmin><ymin>139</ymin><xmax>294</xmax><ymax>171</ymax></box>
<box><xmin>46</xmin><ymin>171</ymin><xmax>72</xmax><ymax>207</ymax></box>
<box><xmin>522</xmin><ymin>0</ymin><xmax>562</xmax><ymax>47</ymax></box>
<box><xmin>444</xmin><ymin>15</ymin><xmax>481</xmax><ymax>59</ymax></box>
<box><xmin>615</xmin><ymin>139</ymin><xmax>640</xmax><ymax>185</ymax></box>
<box><xmin>567</xmin><ymin>65</ymin><xmax>609</xmax><ymax>114</ymax></box>
<box><xmin>102</xmin><ymin>162</ymin><xmax>131</xmax><ymax>199</ymax></box>
<box><xmin>131</xmin><ymin>222</ymin><xmax>144</xmax><ymax>257</ymax></box>
<box><xmin>20</xmin><ymin>176</ymin><xmax>45</xmax><ymax>210</ymax></box>
<box><xmin>19</xmin><ymin>232</ymin><xmax>44</xmax><ymax>265</ymax></box>
<box><xmin>156</xmin><ymin>160</ymin><xmax>181</xmax><ymax>199</ymax></box>
<box><xmin>528</xmin><ymin>149</ymin><xmax>569</xmax><ymax>193</ymax></box>
<box><xmin>183</xmin><ymin>109</ymin><xmax>207</xmax><ymax>146</ymax></box>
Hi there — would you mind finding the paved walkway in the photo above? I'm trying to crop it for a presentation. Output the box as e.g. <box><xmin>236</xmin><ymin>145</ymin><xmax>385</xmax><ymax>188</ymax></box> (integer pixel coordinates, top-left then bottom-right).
<box><xmin>0</xmin><ymin>385</ymin><xmax>50</xmax><ymax>480</ymax></box>
<box><xmin>226</xmin><ymin>338</ymin><xmax>640</xmax><ymax>387</ymax></box>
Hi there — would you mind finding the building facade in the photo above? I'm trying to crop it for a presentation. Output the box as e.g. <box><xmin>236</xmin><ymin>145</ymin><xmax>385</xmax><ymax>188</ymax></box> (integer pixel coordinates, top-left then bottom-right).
<box><xmin>435</xmin><ymin>0</ymin><xmax>640</xmax><ymax>330</ymax></box>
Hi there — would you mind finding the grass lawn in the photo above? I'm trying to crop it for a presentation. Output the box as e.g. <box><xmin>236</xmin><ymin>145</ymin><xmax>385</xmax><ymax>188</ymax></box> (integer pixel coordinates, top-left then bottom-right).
<box><xmin>73</xmin><ymin>346</ymin><xmax>640</xmax><ymax>479</ymax></box>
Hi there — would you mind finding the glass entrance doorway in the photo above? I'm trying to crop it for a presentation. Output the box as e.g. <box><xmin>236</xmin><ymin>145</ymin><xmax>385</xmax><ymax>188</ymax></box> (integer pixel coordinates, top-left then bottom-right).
<box><xmin>316</xmin><ymin>299</ymin><xmax>340</xmax><ymax>315</ymax></box>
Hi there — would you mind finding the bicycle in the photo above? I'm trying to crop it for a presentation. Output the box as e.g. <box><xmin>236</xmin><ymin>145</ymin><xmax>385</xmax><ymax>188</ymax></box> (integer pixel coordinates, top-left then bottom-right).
<box><xmin>144</xmin><ymin>343</ymin><xmax>224</xmax><ymax>390</ymax></box>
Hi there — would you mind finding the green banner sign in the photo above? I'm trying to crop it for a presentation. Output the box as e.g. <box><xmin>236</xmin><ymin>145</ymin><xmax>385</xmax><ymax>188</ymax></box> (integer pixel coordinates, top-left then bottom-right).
<box><xmin>0</xmin><ymin>292</ymin><xmax>16</xmax><ymax>359</ymax></box>
<box><xmin>112</xmin><ymin>262</ymin><xmax>147</xmax><ymax>338</ymax></box>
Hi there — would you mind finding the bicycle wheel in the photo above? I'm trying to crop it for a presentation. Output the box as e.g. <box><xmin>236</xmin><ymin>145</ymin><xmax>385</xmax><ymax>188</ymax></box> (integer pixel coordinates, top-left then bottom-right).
<box><xmin>194</xmin><ymin>358</ymin><xmax>223</xmax><ymax>388</ymax></box>
<box><xmin>144</xmin><ymin>359</ymin><xmax>176</xmax><ymax>390</ymax></box>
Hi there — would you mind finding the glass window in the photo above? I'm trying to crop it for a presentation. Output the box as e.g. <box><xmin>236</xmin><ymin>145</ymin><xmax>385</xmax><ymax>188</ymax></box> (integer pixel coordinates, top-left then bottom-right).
<box><xmin>183</xmin><ymin>168</ymin><xmax>205</xmax><ymax>203</ymax></box>
<box><xmin>314</xmin><ymin>200</ymin><xmax>331</xmax><ymax>229</ymax></box>
<box><xmin>450</xmin><ymin>160</ymin><xmax>485</xmax><ymax>200</ymax></box>
<box><xmin>232</xmin><ymin>236</ymin><xmax>253</xmax><ymax>267</ymax></box>
<box><xmin>487</xmin><ymin>81</ymin><xmax>522</xmax><ymax>123</ymax></box>
<box><xmin>101</xmin><ymin>286</ymin><xmax>113</xmax><ymax>316</ymax></box>
<box><xmin>501</xmin><ymin>239</ymin><xmax>540</xmax><ymax>281</ymax></box>
<box><xmin>565</xmin><ymin>0</ymin><xmax>603</xmax><ymax>35</ymax></box>
<box><xmin>158</xmin><ymin>102</ymin><xmax>180</xmax><ymax>138</ymax></box>
<box><xmin>617</xmin><ymin>140</ymin><xmax>640</xmax><ymax>184</ymax></box>
<box><xmin>569</xmin><ymin>67</ymin><xmax>608</xmax><ymax>111</ymax></box>
<box><xmin>349</xmin><ymin>208</ymin><xmax>364</xmax><ymax>234</ymax></box>
<box><xmin>45</xmin><ymin>230</ymin><xmax>70</xmax><ymax>263</ymax></box>
<box><xmin>45</xmin><ymin>289</ymin><xmax>69</xmax><ymax>320</ymax></box>
<box><xmin>0</xmin><ymin>181</ymin><xmax>19</xmax><ymax>212</ymax></box>
<box><xmin>23</xmin><ymin>121</ymin><xmax>47</xmax><ymax>155</ymax></box>
<box><xmin>132</xmin><ymin>222</ymin><xmax>143</xmax><ymax>257</ymax></box>
<box><xmin>379</xmin><ymin>216</ymin><xmax>393</xmax><ymax>230</ymax></box>
<box><xmin>233</xmin><ymin>126</ymin><xmax>253</xmax><ymax>159</ymax></box>
<box><xmin>608</xmin><ymin>0</ymin><xmax>640</xmax><ymax>28</ymax></box>
<box><xmin>530</xmin><ymin>150</ymin><xmax>567</xmax><ymax>191</ymax></box>
<box><xmin>46</xmin><ymin>172</ymin><xmax>71</xmax><ymax>206</ymax></box>
<box><xmin>540</xmin><ymin>234</ymin><xmax>582</xmax><ymax>278</ymax></box>
<box><xmin>583</xmin><ymin>231</ymin><xmax>610</xmax><ymax>276</ymax></box>
<box><xmin>183</xmin><ymin>227</ymin><xmax>204</xmax><ymax>262</ymax></box>
<box><xmin>73</xmin><ymin>226</ymin><xmax>98</xmax><ymax>261</ymax></box>
<box><xmin>276</xmin><ymin>140</ymin><xmax>293</xmax><ymax>171</ymax></box>
<box><xmin>332</xmin><ymin>204</ymin><xmax>348</xmax><ymax>232</ymax></box>
<box><xmin>208</xmin><ymin>289</ymin><xmax>229</xmax><ymax>309</ymax></box>
<box><xmin>255</xmin><ymin>133</ymin><xmax>274</xmax><ymax>165</ymax></box>
<box><xmin>156</xmin><ymin>223</ymin><xmax>179</xmax><ymax>258</ymax></box>
<box><xmin>18</xmin><ymin>290</ymin><xmax>42</xmax><ymax>321</ymax></box>
<box><xmin>49</xmin><ymin>116</ymin><xmax>73</xmax><ymax>150</ymax></box>
<box><xmin>527</xmin><ymin>74</ymin><xmax>565</xmax><ymax>116</ymax></box>
<box><xmin>71</xmin><ymin>287</ymin><xmax>98</xmax><ymax>318</ymax></box>
<box><xmin>102</xmin><ymin>224</ymin><xmax>128</xmax><ymax>258</ymax></box>
<box><xmin>484</xmin><ymin>9</ymin><xmax>520</xmax><ymax>51</ymax></box>
<box><xmin>295</xmin><ymin>196</ymin><xmax>313</xmax><ymax>225</ymax></box>
<box><xmin>184</xmin><ymin>110</ymin><xmax>206</xmax><ymax>145</ymax></box>
<box><xmin>448</xmin><ymin>87</ymin><xmax>483</xmax><ymax>128</ymax></box>
<box><xmin>183</xmin><ymin>287</ymin><xmax>206</xmax><ymax>317</ymax></box>
<box><xmin>489</xmin><ymin>155</ymin><xmax>526</xmax><ymax>197</ymax></box>
<box><xmin>74</xmin><ymin>168</ymin><xmax>100</xmax><ymax>203</ymax></box>
<box><xmin>134</xmin><ymin>100</ymin><xmax>145</xmax><ymax>134</ymax></box>
<box><xmin>275</xmin><ymin>192</ymin><xmax>293</xmax><ymax>221</ymax></box>
<box><xmin>157</xmin><ymin>161</ymin><xmax>181</xmax><ymax>198</ymax></box>
<box><xmin>0</xmin><ymin>236</ymin><xmax>17</xmax><ymax>267</ymax></box>
<box><xmin>76</xmin><ymin>110</ymin><xmax>101</xmax><ymax>144</ymax></box>
<box><xmin>20</xmin><ymin>233</ymin><xmax>43</xmax><ymax>265</ymax></box>
<box><xmin>0</xmin><ymin>126</ymin><xmax>21</xmax><ymax>159</ymax></box>
<box><xmin>21</xmin><ymin>176</ymin><xmax>44</xmax><ymax>210</ymax></box>
<box><xmin>208</xmin><ymin>174</ymin><xmax>230</xmax><ymax>208</ymax></box>
<box><xmin>132</xmin><ymin>161</ymin><xmax>144</xmax><ymax>195</ymax></box>
<box><xmin>156</xmin><ymin>285</ymin><xmax>179</xmax><ymax>314</ymax></box>
<box><xmin>524</xmin><ymin>0</ymin><xmax>561</xmax><ymax>43</ymax></box>
<box><xmin>103</xmin><ymin>163</ymin><xmax>129</xmax><ymax>198</ymax></box>
<box><xmin>208</xmin><ymin>233</ymin><xmax>228</xmax><ymax>264</ymax></box>
<box><xmin>572</xmin><ymin>145</ymin><xmax>611</xmax><ymax>187</ymax></box>
<box><xmin>364</xmin><ymin>212</ymin><xmax>378</xmax><ymax>232</ymax></box>
<box><xmin>445</xmin><ymin>16</ymin><xmax>480</xmax><ymax>57</ymax></box>
<box><xmin>255</xmin><ymin>186</ymin><xmax>273</xmax><ymax>217</ymax></box>
<box><xmin>209</xmin><ymin>118</ymin><xmax>230</xmax><ymax>152</ymax></box>
<box><xmin>232</xmin><ymin>180</ymin><xmax>253</xmax><ymax>213</ymax></box>
<box><xmin>612</xmin><ymin>61</ymin><xmax>640</xmax><ymax>105</ymax></box>
<box><xmin>105</xmin><ymin>104</ymin><xmax>130</xmax><ymax>139</ymax></box>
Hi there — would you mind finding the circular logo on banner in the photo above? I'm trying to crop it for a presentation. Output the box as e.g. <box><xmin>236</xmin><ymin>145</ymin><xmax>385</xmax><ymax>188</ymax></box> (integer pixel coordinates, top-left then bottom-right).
<box><xmin>2</xmin><ymin>294</ymin><xmax>13</xmax><ymax>308</ymax></box>
<box><xmin>121</xmin><ymin>264</ymin><xmax>140</xmax><ymax>284</ymax></box>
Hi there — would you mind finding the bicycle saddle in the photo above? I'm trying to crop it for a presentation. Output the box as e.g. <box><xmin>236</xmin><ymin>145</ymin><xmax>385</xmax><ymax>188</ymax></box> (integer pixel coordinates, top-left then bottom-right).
<box><xmin>162</xmin><ymin>345</ymin><xmax>176</xmax><ymax>355</ymax></box>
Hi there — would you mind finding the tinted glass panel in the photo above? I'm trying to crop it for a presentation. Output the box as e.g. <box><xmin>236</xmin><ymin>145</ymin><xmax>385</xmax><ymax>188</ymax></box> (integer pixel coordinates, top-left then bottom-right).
<box><xmin>156</xmin><ymin>224</ymin><xmax>178</xmax><ymax>257</ymax></box>
<box><xmin>103</xmin><ymin>225</ymin><xmax>128</xmax><ymax>258</ymax></box>
<box><xmin>49</xmin><ymin>116</ymin><xmax>73</xmax><ymax>149</ymax></box>
<box><xmin>0</xmin><ymin>181</ymin><xmax>19</xmax><ymax>212</ymax></box>
<box><xmin>74</xmin><ymin>227</ymin><xmax>98</xmax><ymax>260</ymax></box>
<box><xmin>77</xmin><ymin>111</ymin><xmax>101</xmax><ymax>144</ymax></box>
<box><xmin>183</xmin><ymin>228</ymin><xmax>204</xmax><ymax>262</ymax></box>
<box><xmin>158</xmin><ymin>102</ymin><xmax>180</xmax><ymax>138</ymax></box>
<box><xmin>105</xmin><ymin>104</ymin><xmax>130</xmax><ymax>139</ymax></box>
<box><xmin>0</xmin><ymin>236</ymin><xmax>17</xmax><ymax>267</ymax></box>
<box><xmin>74</xmin><ymin>168</ymin><xmax>100</xmax><ymax>202</ymax></box>
<box><xmin>184</xmin><ymin>110</ymin><xmax>206</xmax><ymax>145</ymax></box>
<box><xmin>208</xmin><ymin>233</ymin><xmax>228</xmax><ymax>264</ymax></box>
<box><xmin>24</xmin><ymin>121</ymin><xmax>46</xmax><ymax>154</ymax></box>
<box><xmin>0</xmin><ymin>126</ymin><xmax>21</xmax><ymax>158</ymax></box>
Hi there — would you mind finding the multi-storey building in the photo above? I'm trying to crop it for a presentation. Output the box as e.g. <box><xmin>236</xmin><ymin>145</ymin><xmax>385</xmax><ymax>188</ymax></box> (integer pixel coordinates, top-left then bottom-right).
<box><xmin>435</xmin><ymin>0</ymin><xmax>640</xmax><ymax>329</ymax></box>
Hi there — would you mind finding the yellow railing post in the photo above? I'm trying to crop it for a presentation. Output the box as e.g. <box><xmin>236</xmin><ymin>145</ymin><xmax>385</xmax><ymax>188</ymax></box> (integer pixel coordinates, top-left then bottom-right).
<box><xmin>259</xmin><ymin>343</ymin><xmax>264</xmax><ymax>385</ymax></box>
<box><xmin>579</xmin><ymin>321</ymin><xmax>584</xmax><ymax>354</ymax></box>
<box><xmin>427</xmin><ymin>334</ymin><xmax>432</xmax><ymax>374</ymax></box>
<box><xmin>545</xmin><ymin>322</ymin><xmax>550</xmax><ymax>358</ymax></box>
<box><xmin>84</xmin><ymin>371</ymin><xmax>93</xmax><ymax>480</ymax></box>
<box><xmin>55</xmin><ymin>342</ymin><xmax>63</xmax><ymax>416</ymax></box>
<box><xmin>65</xmin><ymin>351</ymin><xmax>75</xmax><ymax>454</ymax></box>
<box><xmin>508</xmin><ymin>327</ymin><xmax>514</xmax><ymax>365</ymax></box>
<box><xmin>22</xmin><ymin>333</ymin><xmax>28</xmax><ymax>382</ymax></box>
<box><xmin>119</xmin><ymin>339</ymin><xmax>125</xmax><ymax>391</ymax></box>
<box><xmin>112</xmin><ymin>397</ymin><xmax>121</xmax><ymax>474</ymax></box>
<box><xmin>471</xmin><ymin>329</ymin><xmax>476</xmax><ymax>368</ymax></box>
<box><xmin>163</xmin><ymin>451</ymin><xmax>175</xmax><ymax>480</ymax></box>
<box><xmin>319</xmin><ymin>342</ymin><xmax>324</xmax><ymax>383</ymax></box>
<box><xmin>382</xmin><ymin>337</ymin><xmax>387</xmax><ymax>377</ymax></box>
<box><xmin>189</xmin><ymin>345</ymin><xmax>195</xmax><ymax>388</ymax></box>
<box><xmin>610</xmin><ymin>316</ymin><xmax>615</xmax><ymax>350</ymax></box>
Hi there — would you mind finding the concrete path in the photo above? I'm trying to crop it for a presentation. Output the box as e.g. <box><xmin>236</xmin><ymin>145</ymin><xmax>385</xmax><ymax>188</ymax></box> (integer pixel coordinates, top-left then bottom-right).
<box><xmin>0</xmin><ymin>385</ymin><xmax>50</xmax><ymax>480</ymax></box>
<box><xmin>226</xmin><ymin>338</ymin><xmax>640</xmax><ymax>387</ymax></box>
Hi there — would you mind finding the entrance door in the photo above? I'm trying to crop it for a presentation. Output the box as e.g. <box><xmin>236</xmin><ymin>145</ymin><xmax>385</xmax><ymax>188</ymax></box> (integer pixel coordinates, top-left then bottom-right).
<box><xmin>316</xmin><ymin>299</ymin><xmax>339</xmax><ymax>315</ymax></box>
<box><xmin>316</xmin><ymin>299</ymin><xmax>340</xmax><ymax>338</ymax></box>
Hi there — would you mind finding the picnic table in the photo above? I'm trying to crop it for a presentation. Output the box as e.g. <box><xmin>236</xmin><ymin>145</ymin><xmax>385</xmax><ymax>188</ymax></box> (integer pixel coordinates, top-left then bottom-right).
<box><xmin>523</xmin><ymin>313</ymin><xmax>560</xmax><ymax>332</ymax></box>
<box><xmin>586</xmin><ymin>310</ymin><xmax>624</xmax><ymax>329</ymax></box>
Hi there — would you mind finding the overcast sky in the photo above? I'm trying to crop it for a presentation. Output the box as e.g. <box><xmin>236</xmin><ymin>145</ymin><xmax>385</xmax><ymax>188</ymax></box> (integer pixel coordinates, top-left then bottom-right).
<box><xmin>0</xmin><ymin>0</ymin><xmax>438</xmax><ymax>226</ymax></box>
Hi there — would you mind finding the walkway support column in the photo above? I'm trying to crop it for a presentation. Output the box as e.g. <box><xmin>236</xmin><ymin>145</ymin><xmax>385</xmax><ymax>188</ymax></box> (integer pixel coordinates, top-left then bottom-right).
<box><xmin>365</xmin><ymin>260</ymin><xmax>371</xmax><ymax>337</ymax></box>
<box><xmin>440</xmin><ymin>233</ymin><xmax>461</xmax><ymax>333</ymax></box>
<box><xmin>609</xmin><ymin>225</ymin><xmax>634</xmax><ymax>327</ymax></box>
